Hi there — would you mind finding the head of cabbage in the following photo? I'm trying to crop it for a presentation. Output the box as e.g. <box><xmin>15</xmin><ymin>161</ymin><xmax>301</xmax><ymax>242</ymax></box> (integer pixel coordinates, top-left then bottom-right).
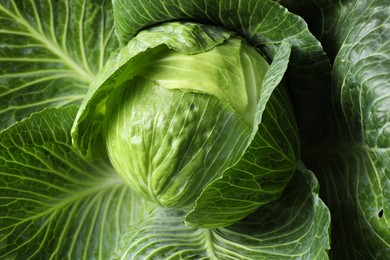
<box><xmin>72</xmin><ymin>22</ymin><xmax>300</xmax><ymax>228</ymax></box>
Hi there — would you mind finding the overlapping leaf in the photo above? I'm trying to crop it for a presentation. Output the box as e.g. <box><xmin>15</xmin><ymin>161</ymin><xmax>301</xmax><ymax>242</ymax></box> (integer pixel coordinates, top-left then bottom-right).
<box><xmin>0</xmin><ymin>106</ymin><xmax>153</xmax><ymax>259</ymax></box>
<box><xmin>115</xmin><ymin>167</ymin><xmax>330</xmax><ymax>259</ymax></box>
<box><xmin>185</xmin><ymin>42</ymin><xmax>299</xmax><ymax>227</ymax></box>
<box><xmin>0</xmin><ymin>0</ymin><xmax>117</xmax><ymax>129</ymax></box>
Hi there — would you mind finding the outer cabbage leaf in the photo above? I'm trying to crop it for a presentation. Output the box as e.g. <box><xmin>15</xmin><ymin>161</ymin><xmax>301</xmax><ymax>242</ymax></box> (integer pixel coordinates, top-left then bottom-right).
<box><xmin>310</xmin><ymin>150</ymin><xmax>389</xmax><ymax>259</ymax></box>
<box><xmin>114</xmin><ymin>166</ymin><xmax>330</xmax><ymax>259</ymax></box>
<box><xmin>0</xmin><ymin>106</ymin><xmax>153</xmax><ymax>259</ymax></box>
<box><xmin>284</xmin><ymin>0</ymin><xmax>390</xmax><ymax>258</ymax></box>
<box><xmin>0</xmin><ymin>0</ymin><xmax>117</xmax><ymax>130</ymax></box>
<box><xmin>112</xmin><ymin>0</ymin><xmax>332</xmax><ymax>145</ymax></box>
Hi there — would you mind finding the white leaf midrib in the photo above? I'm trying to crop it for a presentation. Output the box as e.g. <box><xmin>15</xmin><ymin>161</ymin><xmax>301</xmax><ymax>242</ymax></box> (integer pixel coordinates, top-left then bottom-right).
<box><xmin>202</xmin><ymin>228</ymin><xmax>218</xmax><ymax>260</ymax></box>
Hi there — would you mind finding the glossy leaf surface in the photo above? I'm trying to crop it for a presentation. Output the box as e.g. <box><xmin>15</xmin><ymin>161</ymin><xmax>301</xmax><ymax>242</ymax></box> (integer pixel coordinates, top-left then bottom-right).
<box><xmin>0</xmin><ymin>106</ymin><xmax>153</xmax><ymax>258</ymax></box>
<box><xmin>0</xmin><ymin>0</ymin><xmax>117</xmax><ymax>129</ymax></box>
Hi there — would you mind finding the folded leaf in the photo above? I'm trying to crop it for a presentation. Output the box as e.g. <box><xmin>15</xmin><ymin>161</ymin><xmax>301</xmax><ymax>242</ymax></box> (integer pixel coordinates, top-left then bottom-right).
<box><xmin>185</xmin><ymin>42</ymin><xmax>298</xmax><ymax>227</ymax></box>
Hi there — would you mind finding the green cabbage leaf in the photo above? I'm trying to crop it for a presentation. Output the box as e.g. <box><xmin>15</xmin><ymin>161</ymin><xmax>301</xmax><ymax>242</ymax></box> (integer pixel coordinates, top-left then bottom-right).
<box><xmin>0</xmin><ymin>0</ymin><xmax>117</xmax><ymax>130</ymax></box>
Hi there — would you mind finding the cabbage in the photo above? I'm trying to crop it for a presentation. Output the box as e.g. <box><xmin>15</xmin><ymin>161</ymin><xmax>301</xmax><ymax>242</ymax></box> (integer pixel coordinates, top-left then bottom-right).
<box><xmin>0</xmin><ymin>0</ymin><xmax>388</xmax><ymax>258</ymax></box>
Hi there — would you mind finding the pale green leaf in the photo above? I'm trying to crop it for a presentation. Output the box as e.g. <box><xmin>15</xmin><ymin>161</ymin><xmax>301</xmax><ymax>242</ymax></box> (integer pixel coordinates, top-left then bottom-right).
<box><xmin>105</xmin><ymin>77</ymin><xmax>253</xmax><ymax>210</ymax></box>
<box><xmin>185</xmin><ymin>42</ymin><xmax>299</xmax><ymax>227</ymax></box>
<box><xmin>72</xmin><ymin>22</ymin><xmax>232</xmax><ymax>160</ymax></box>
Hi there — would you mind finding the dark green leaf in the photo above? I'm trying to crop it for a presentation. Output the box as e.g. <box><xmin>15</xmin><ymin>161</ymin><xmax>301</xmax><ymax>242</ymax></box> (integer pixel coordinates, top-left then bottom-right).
<box><xmin>0</xmin><ymin>0</ymin><xmax>117</xmax><ymax>129</ymax></box>
<box><xmin>300</xmin><ymin>0</ymin><xmax>390</xmax><ymax>258</ymax></box>
<box><xmin>0</xmin><ymin>106</ymin><xmax>153</xmax><ymax>259</ymax></box>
